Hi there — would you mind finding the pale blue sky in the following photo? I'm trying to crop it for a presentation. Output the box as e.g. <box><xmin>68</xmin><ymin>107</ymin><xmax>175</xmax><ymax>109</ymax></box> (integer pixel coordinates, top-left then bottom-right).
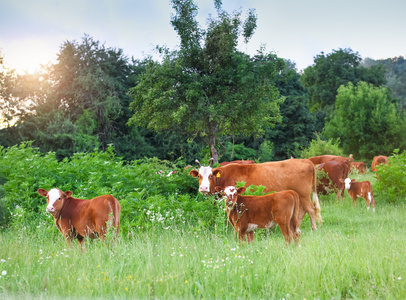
<box><xmin>1</xmin><ymin>0</ymin><xmax>405</xmax><ymax>73</ymax></box>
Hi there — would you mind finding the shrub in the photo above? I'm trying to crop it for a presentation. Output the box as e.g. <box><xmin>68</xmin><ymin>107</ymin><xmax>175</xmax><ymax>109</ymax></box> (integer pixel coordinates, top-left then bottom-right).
<box><xmin>374</xmin><ymin>149</ymin><xmax>406</xmax><ymax>203</ymax></box>
<box><xmin>300</xmin><ymin>134</ymin><xmax>345</xmax><ymax>158</ymax></box>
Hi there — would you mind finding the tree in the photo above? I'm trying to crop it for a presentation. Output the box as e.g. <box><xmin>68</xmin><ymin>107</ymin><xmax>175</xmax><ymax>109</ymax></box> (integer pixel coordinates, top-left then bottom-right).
<box><xmin>323</xmin><ymin>81</ymin><xmax>406</xmax><ymax>159</ymax></box>
<box><xmin>128</xmin><ymin>0</ymin><xmax>284</xmax><ymax>163</ymax></box>
<box><xmin>301</xmin><ymin>48</ymin><xmax>386</xmax><ymax>130</ymax></box>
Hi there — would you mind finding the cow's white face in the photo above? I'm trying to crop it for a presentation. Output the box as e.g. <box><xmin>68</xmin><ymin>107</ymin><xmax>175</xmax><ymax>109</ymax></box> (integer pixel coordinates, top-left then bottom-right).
<box><xmin>198</xmin><ymin>166</ymin><xmax>213</xmax><ymax>194</ymax></box>
<box><xmin>47</xmin><ymin>188</ymin><xmax>62</xmax><ymax>213</ymax></box>
<box><xmin>224</xmin><ymin>186</ymin><xmax>238</xmax><ymax>207</ymax></box>
<box><xmin>344</xmin><ymin>178</ymin><xmax>352</xmax><ymax>190</ymax></box>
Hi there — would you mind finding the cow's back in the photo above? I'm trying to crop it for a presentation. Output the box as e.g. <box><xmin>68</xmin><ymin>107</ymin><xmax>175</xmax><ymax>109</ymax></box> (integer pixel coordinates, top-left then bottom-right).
<box><xmin>215</xmin><ymin>159</ymin><xmax>314</xmax><ymax>195</ymax></box>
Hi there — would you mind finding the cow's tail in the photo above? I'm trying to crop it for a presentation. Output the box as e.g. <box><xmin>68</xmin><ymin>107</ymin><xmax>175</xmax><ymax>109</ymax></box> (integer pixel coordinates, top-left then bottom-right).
<box><xmin>108</xmin><ymin>196</ymin><xmax>121</xmax><ymax>238</ymax></box>
<box><xmin>291</xmin><ymin>191</ymin><xmax>301</xmax><ymax>244</ymax></box>
<box><xmin>312</xmin><ymin>165</ymin><xmax>323</xmax><ymax>224</ymax></box>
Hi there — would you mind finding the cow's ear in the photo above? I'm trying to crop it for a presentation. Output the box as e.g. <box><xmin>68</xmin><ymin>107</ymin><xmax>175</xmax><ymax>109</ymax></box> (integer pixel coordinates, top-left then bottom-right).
<box><xmin>37</xmin><ymin>189</ymin><xmax>48</xmax><ymax>197</ymax></box>
<box><xmin>351</xmin><ymin>179</ymin><xmax>357</xmax><ymax>183</ymax></box>
<box><xmin>237</xmin><ymin>187</ymin><xmax>246</xmax><ymax>194</ymax></box>
<box><xmin>215</xmin><ymin>186</ymin><xmax>224</xmax><ymax>193</ymax></box>
<box><xmin>64</xmin><ymin>191</ymin><xmax>73</xmax><ymax>198</ymax></box>
<box><xmin>339</xmin><ymin>178</ymin><xmax>344</xmax><ymax>183</ymax></box>
<box><xmin>189</xmin><ymin>170</ymin><xmax>199</xmax><ymax>177</ymax></box>
<box><xmin>213</xmin><ymin>169</ymin><xmax>222</xmax><ymax>178</ymax></box>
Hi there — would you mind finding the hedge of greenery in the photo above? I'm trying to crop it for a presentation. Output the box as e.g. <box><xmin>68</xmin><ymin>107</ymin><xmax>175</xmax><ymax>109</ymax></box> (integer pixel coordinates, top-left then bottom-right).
<box><xmin>0</xmin><ymin>142</ymin><xmax>226</xmax><ymax>236</ymax></box>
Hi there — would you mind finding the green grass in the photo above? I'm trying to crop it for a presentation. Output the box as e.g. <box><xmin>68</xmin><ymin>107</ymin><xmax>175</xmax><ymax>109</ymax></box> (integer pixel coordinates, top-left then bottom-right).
<box><xmin>1</xmin><ymin>173</ymin><xmax>406</xmax><ymax>299</ymax></box>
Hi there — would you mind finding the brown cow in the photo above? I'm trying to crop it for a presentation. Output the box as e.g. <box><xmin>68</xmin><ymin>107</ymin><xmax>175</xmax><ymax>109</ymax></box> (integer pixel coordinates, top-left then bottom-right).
<box><xmin>371</xmin><ymin>155</ymin><xmax>389</xmax><ymax>172</ymax></box>
<box><xmin>189</xmin><ymin>158</ymin><xmax>322</xmax><ymax>230</ymax></box>
<box><xmin>37</xmin><ymin>188</ymin><xmax>121</xmax><ymax>248</ymax></box>
<box><xmin>316</xmin><ymin>160</ymin><xmax>349</xmax><ymax>199</ymax></box>
<box><xmin>350</xmin><ymin>161</ymin><xmax>367</xmax><ymax>174</ymax></box>
<box><xmin>219</xmin><ymin>160</ymin><xmax>256</xmax><ymax>167</ymax></box>
<box><xmin>215</xmin><ymin>186</ymin><xmax>301</xmax><ymax>244</ymax></box>
<box><xmin>308</xmin><ymin>154</ymin><xmax>351</xmax><ymax>170</ymax></box>
<box><xmin>341</xmin><ymin>178</ymin><xmax>376</xmax><ymax>212</ymax></box>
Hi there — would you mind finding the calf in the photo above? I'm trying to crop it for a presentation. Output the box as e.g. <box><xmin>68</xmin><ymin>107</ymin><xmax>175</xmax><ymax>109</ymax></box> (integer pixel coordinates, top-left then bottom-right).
<box><xmin>215</xmin><ymin>186</ymin><xmax>301</xmax><ymax>245</ymax></box>
<box><xmin>371</xmin><ymin>155</ymin><xmax>389</xmax><ymax>172</ymax></box>
<box><xmin>350</xmin><ymin>162</ymin><xmax>367</xmax><ymax>174</ymax></box>
<box><xmin>38</xmin><ymin>188</ymin><xmax>121</xmax><ymax>248</ymax></box>
<box><xmin>341</xmin><ymin>178</ymin><xmax>376</xmax><ymax>212</ymax></box>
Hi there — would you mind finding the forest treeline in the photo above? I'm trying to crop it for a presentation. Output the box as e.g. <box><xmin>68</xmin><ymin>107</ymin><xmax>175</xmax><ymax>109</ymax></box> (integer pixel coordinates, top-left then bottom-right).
<box><xmin>1</xmin><ymin>0</ymin><xmax>406</xmax><ymax>164</ymax></box>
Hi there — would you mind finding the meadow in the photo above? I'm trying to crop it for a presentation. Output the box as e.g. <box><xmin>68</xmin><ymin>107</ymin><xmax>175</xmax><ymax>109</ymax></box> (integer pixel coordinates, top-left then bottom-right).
<box><xmin>1</xmin><ymin>178</ymin><xmax>406</xmax><ymax>299</ymax></box>
<box><xmin>0</xmin><ymin>144</ymin><xmax>405</xmax><ymax>299</ymax></box>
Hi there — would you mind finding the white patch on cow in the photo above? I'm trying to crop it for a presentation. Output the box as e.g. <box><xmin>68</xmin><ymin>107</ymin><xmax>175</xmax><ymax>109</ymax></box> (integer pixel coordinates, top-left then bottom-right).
<box><xmin>265</xmin><ymin>221</ymin><xmax>276</xmax><ymax>229</ymax></box>
<box><xmin>47</xmin><ymin>188</ymin><xmax>61</xmax><ymax>211</ymax></box>
<box><xmin>368</xmin><ymin>192</ymin><xmax>372</xmax><ymax>203</ymax></box>
<box><xmin>198</xmin><ymin>166</ymin><xmax>213</xmax><ymax>193</ymax></box>
<box><xmin>224</xmin><ymin>186</ymin><xmax>237</xmax><ymax>198</ymax></box>
<box><xmin>247</xmin><ymin>223</ymin><xmax>258</xmax><ymax>232</ymax></box>
<box><xmin>344</xmin><ymin>178</ymin><xmax>351</xmax><ymax>190</ymax></box>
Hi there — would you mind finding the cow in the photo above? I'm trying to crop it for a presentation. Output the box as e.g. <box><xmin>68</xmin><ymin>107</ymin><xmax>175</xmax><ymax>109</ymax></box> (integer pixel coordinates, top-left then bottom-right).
<box><xmin>371</xmin><ymin>155</ymin><xmax>389</xmax><ymax>172</ymax></box>
<box><xmin>37</xmin><ymin>188</ymin><xmax>121</xmax><ymax>248</ymax></box>
<box><xmin>350</xmin><ymin>161</ymin><xmax>367</xmax><ymax>174</ymax></box>
<box><xmin>340</xmin><ymin>178</ymin><xmax>376</xmax><ymax>212</ymax></box>
<box><xmin>189</xmin><ymin>158</ymin><xmax>322</xmax><ymax>230</ymax></box>
<box><xmin>308</xmin><ymin>154</ymin><xmax>351</xmax><ymax>170</ymax></box>
<box><xmin>219</xmin><ymin>160</ymin><xmax>255</xmax><ymax>167</ymax></box>
<box><xmin>215</xmin><ymin>185</ymin><xmax>301</xmax><ymax>245</ymax></box>
<box><xmin>316</xmin><ymin>160</ymin><xmax>349</xmax><ymax>199</ymax></box>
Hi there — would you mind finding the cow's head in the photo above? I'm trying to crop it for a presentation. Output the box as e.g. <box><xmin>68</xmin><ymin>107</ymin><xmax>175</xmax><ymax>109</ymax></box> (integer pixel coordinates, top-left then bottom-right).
<box><xmin>215</xmin><ymin>185</ymin><xmax>246</xmax><ymax>208</ymax></box>
<box><xmin>189</xmin><ymin>158</ymin><xmax>218</xmax><ymax>194</ymax></box>
<box><xmin>37</xmin><ymin>188</ymin><xmax>73</xmax><ymax>214</ymax></box>
<box><xmin>340</xmin><ymin>178</ymin><xmax>356</xmax><ymax>190</ymax></box>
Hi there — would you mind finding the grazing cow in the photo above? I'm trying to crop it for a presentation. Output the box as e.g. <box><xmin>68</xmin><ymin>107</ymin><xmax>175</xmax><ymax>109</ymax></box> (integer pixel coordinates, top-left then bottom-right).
<box><xmin>189</xmin><ymin>158</ymin><xmax>322</xmax><ymax>230</ymax></box>
<box><xmin>316</xmin><ymin>160</ymin><xmax>349</xmax><ymax>199</ymax></box>
<box><xmin>371</xmin><ymin>155</ymin><xmax>389</xmax><ymax>172</ymax></box>
<box><xmin>37</xmin><ymin>188</ymin><xmax>121</xmax><ymax>248</ymax></box>
<box><xmin>215</xmin><ymin>186</ymin><xmax>301</xmax><ymax>244</ymax></box>
<box><xmin>340</xmin><ymin>178</ymin><xmax>376</xmax><ymax>212</ymax></box>
<box><xmin>350</xmin><ymin>161</ymin><xmax>367</xmax><ymax>174</ymax></box>
<box><xmin>308</xmin><ymin>154</ymin><xmax>351</xmax><ymax>170</ymax></box>
<box><xmin>219</xmin><ymin>160</ymin><xmax>255</xmax><ymax>167</ymax></box>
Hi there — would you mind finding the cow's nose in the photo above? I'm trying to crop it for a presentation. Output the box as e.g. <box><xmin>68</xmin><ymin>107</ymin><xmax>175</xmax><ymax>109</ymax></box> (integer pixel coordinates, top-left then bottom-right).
<box><xmin>199</xmin><ymin>186</ymin><xmax>209</xmax><ymax>192</ymax></box>
<box><xmin>46</xmin><ymin>206</ymin><xmax>54</xmax><ymax>212</ymax></box>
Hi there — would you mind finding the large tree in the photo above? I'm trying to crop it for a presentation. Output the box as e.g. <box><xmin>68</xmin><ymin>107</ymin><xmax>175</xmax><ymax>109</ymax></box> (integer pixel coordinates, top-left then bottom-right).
<box><xmin>301</xmin><ymin>48</ymin><xmax>386</xmax><ymax>130</ymax></box>
<box><xmin>323</xmin><ymin>81</ymin><xmax>406</xmax><ymax>159</ymax></box>
<box><xmin>128</xmin><ymin>0</ymin><xmax>284</xmax><ymax>163</ymax></box>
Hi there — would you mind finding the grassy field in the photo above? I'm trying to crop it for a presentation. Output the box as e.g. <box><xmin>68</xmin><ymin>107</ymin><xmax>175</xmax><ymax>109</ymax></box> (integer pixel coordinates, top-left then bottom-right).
<box><xmin>0</xmin><ymin>173</ymin><xmax>405</xmax><ymax>299</ymax></box>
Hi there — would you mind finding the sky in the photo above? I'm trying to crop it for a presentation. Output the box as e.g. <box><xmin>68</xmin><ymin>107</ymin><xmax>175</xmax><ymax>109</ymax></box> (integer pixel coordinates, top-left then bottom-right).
<box><xmin>1</xmin><ymin>0</ymin><xmax>405</xmax><ymax>74</ymax></box>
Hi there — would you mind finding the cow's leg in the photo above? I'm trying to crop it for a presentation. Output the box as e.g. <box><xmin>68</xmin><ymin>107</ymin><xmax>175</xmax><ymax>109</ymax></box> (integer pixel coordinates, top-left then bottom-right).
<box><xmin>363</xmin><ymin>196</ymin><xmax>370</xmax><ymax>210</ymax></box>
<box><xmin>247</xmin><ymin>231</ymin><xmax>254</xmax><ymax>243</ymax></box>
<box><xmin>298</xmin><ymin>196</ymin><xmax>317</xmax><ymax>230</ymax></box>
<box><xmin>77</xmin><ymin>236</ymin><xmax>85</xmax><ymax>251</ymax></box>
<box><xmin>276</xmin><ymin>218</ymin><xmax>292</xmax><ymax>244</ymax></box>
<box><xmin>351</xmin><ymin>196</ymin><xmax>357</xmax><ymax>206</ymax></box>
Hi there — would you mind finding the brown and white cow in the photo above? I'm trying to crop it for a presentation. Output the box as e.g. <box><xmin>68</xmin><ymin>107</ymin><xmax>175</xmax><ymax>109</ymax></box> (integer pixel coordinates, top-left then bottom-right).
<box><xmin>341</xmin><ymin>178</ymin><xmax>376</xmax><ymax>212</ymax></box>
<box><xmin>215</xmin><ymin>186</ymin><xmax>300</xmax><ymax>244</ymax></box>
<box><xmin>371</xmin><ymin>155</ymin><xmax>389</xmax><ymax>172</ymax></box>
<box><xmin>189</xmin><ymin>158</ymin><xmax>322</xmax><ymax>230</ymax></box>
<box><xmin>350</xmin><ymin>161</ymin><xmax>367</xmax><ymax>174</ymax></box>
<box><xmin>316</xmin><ymin>160</ymin><xmax>349</xmax><ymax>199</ymax></box>
<box><xmin>38</xmin><ymin>188</ymin><xmax>121</xmax><ymax>248</ymax></box>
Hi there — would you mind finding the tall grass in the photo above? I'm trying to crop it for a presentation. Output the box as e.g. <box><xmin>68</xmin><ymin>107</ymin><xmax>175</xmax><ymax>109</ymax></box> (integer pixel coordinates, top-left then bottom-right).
<box><xmin>1</xmin><ymin>195</ymin><xmax>405</xmax><ymax>299</ymax></box>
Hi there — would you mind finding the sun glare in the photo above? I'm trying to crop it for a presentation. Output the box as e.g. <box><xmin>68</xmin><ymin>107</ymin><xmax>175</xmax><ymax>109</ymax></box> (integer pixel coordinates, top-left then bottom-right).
<box><xmin>2</xmin><ymin>39</ymin><xmax>57</xmax><ymax>75</ymax></box>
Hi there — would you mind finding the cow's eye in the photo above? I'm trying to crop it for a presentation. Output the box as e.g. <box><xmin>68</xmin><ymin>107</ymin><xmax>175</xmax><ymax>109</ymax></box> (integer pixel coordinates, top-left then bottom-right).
<box><xmin>209</xmin><ymin>174</ymin><xmax>213</xmax><ymax>179</ymax></box>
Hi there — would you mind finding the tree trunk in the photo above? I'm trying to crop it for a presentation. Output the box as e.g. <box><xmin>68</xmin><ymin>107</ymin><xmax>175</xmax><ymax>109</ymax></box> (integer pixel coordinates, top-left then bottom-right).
<box><xmin>209</xmin><ymin>122</ymin><xmax>219</xmax><ymax>163</ymax></box>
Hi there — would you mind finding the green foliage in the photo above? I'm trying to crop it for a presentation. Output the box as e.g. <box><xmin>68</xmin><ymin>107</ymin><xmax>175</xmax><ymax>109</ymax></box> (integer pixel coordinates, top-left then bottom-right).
<box><xmin>300</xmin><ymin>134</ymin><xmax>344</xmax><ymax>158</ymax></box>
<box><xmin>222</xmin><ymin>142</ymin><xmax>257</xmax><ymax>161</ymax></box>
<box><xmin>375</xmin><ymin>150</ymin><xmax>406</xmax><ymax>203</ymax></box>
<box><xmin>0</xmin><ymin>143</ymin><xmax>227</xmax><ymax>235</ymax></box>
<box><xmin>323</xmin><ymin>81</ymin><xmax>406</xmax><ymax>159</ymax></box>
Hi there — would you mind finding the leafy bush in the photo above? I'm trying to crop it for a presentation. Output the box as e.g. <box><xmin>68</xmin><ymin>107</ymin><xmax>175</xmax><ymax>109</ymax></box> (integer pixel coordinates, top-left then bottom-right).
<box><xmin>374</xmin><ymin>149</ymin><xmax>406</xmax><ymax>203</ymax></box>
<box><xmin>0</xmin><ymin>143</ymin><xmax>227</xmax><ymax>235</ymax></box>
<box><xmin>300</xmin><ymin>134</ymin><xmax>345</xmax><ymax>158</ymax></box>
